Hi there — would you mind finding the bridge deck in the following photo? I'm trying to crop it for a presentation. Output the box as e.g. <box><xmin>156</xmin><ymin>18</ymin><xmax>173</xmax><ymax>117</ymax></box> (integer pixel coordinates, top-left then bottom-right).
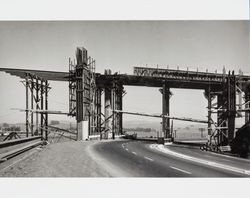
<box><xmin>1</xmin><ymin>67</ymin><xmax>250</xmax><ymax>90</ymax></box>
<box><xmin>96</xmin><ymin>74</ymin><xmax>222</xmax><ymax>89</ymax></box>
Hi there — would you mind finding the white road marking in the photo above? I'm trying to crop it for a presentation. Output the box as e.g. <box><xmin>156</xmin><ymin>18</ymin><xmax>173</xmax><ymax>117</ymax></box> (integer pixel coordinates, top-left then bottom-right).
<box><xmin>164</xmin><ymin>142</ymin><xmax>173</xmax><ymax>146</ymax></box>
<box><xmin>151</xmin><ymin>144</ymin><xmax>250</xmax><ymax>176</ymax></box>
<box><xmin>144</xmin><ymin>156</ymin><xmax>154</xmax><ymax>161</ymax></box>
<box><xmin>122</xmin><ymin>143</ymin><xmax>125</xmax><ymax>148</ymax></box>
<box><xmin>125</xmin><ymin>148</ymin><xmax>129</xmax><ymax>151</ymax></box>
<box><xmin>132</xmin><ymin>152</ymin><xmax>137</xmax><ymax>155</ymax></box>
<box><xmin>170</xmin><ymin>166</ymin><xmax>191</xmax><ymax>175</ymax></box>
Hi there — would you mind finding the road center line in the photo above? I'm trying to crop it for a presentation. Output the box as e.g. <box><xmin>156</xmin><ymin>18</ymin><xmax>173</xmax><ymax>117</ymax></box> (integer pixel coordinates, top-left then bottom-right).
<box><xmin>132</xmin><ymin>152</ymin><xmax>137</xmax><ymax>155</ymax></box>
<box><xmin>144</xmin><ymin>156</ymin><xmax>154</xmax><ymax>161</ymax></box>
<box><xmin>170</xmin><ymin>166</ymin><xmax>191</xmax><ymax>174</ymax></box>
<box><xmin>125</xmin><ymin>148</ymin><xmax>129</xmax><ymax>151</ymax></box>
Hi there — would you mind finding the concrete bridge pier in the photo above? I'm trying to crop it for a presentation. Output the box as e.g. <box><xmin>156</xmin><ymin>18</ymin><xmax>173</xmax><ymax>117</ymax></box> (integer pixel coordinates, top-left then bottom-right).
<box><xmin>245</xmin><ymin>90</ymin><xmax>250</xmax><ymax>124</ymax></box>
<box><xmin>104</xmin><ymin>86</ymin><xmax>112</xmax><ymax>139</ymax></box>
<box><xmin>116</xmin><ymin>84</ymin><xmax>123</xmax><ymax>135</ymax></box>
<box><xmin>160</xmin><ymin>83</ymin><xmax>171</xmax><ymax>140</ymax></box>
<box><xmin>75</xmin><ymin>47</ymin><xmax>89</xmax><ymax>141</ymax></box>
<box><xmin>95</xmin><ymin>87</ymin><xmax>102</xmax><ymax>137</ymax></box>
<box><xmin>204</xmin><ymin>87</ymin><xmax>213</xmax><ymax>137</ymax></box>
<box><xmin>103</xmin><ymin>82</ymin><xmax>124</xmax><ymax>139</ymax></box>
<box><xmin>227</xmin><ymin>72</ymin><xmax>236</xmax><ymax>143</ymax></box>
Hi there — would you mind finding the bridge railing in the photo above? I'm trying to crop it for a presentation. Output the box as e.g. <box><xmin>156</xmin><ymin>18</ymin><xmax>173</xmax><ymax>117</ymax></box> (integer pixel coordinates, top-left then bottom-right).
<box><xmin>133</xmin><ymin>66</ymin><xmax>250</xmax><ymax>82</ymax></box>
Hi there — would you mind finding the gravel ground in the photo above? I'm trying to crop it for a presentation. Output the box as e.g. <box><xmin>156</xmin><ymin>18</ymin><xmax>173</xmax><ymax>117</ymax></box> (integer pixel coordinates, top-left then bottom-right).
<box><xmin>0</xmin><ymin>140</ymin><xmax>112</xmax><ymax>177</ymax></box>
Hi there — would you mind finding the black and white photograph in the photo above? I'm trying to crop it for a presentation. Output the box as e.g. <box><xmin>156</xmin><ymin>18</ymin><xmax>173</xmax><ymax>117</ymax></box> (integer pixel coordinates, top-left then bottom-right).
<box><xmin>0</xmin><ymin>1</ymin><xmax>249</xmax><ymax>198</ymax></box>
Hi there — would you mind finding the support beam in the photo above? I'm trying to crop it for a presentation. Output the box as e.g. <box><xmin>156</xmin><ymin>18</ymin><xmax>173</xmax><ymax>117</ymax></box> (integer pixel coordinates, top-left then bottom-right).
<box><xmin>114</xmin><ymin>110</ymin><xmax>208</xmax><ymax>123</ymax></box>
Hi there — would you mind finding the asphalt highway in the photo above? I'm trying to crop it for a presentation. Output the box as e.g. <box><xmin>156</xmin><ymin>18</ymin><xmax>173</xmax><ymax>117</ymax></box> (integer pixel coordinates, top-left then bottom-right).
<box><xmin>92</xmin><ymin>140</ymin><xmax>250</xmax><ymax>177</ymax></box>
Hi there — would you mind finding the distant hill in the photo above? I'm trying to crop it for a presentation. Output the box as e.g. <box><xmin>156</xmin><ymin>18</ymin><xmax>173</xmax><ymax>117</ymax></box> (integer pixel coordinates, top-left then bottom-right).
<box><xmin>124</xmin><ymin>120</ymin><xmax>161</xmax><ymax>131</ymax></box>
<box><xmin>1</xmin><ymin>119</ymin><xmax>246</xmax><ymax>140</ymax></box>
<box><xmin>0</xmin><ymin>120</ymin><xmax>76</xmax><ymax>131</ymax></box>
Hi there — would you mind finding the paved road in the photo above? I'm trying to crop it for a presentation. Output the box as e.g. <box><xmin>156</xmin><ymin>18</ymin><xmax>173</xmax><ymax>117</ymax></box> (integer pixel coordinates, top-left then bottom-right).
<box><xmin>92</xmin><ymin>140</ymin><xmax>250</xmax><ymax>177</ymax></box>
<box><xmin>1</xmin><ymin>139</ymin><xmax>250</xmax><ymax>177</ymax></box>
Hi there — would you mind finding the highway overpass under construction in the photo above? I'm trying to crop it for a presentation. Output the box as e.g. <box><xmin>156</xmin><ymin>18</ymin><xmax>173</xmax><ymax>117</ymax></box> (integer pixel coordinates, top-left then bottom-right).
<box><xmin>1</xmin><ymin>47</ymin><xmax>250</xmax><ymax>151</ymax></box>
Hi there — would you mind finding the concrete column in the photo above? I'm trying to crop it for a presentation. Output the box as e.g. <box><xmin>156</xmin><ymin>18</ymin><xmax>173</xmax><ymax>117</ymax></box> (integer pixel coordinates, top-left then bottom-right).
<box><xmin>245</xmin><ymin>91</ymin><xmax>250</xmax><ymax>123</ymax></box>
<box><xmin>104</xmin><ymin>86</ymin><xmax>112</xmax><ymax>139</ymax></box>
<box><xmin>162</xmin><ymin>84</ymin><xmax>171</xmax><ymax>139</ymax></box>
<box><xmin>96</xmin><ymin>87</ymin><xmax>102</xmax><ymax>137</ymax></box>
<box><xmin>227</xmin><ymin>73</ymin><xmax>236</xmax><ymax>143</ymax></box>
<box><xmin>112</xmin><ymin>85</ymin><xmax>116</xmax><ymax>139</ymax></box>
<box><xmin>206</xmin><ymin>88</ymin><xmax>212</xmax><ymax>136</ymax></box>
<box><xmin>117</xmin><ymin>85</ymin><xmax>123</xmax><ymax>135</ymax></box>
<box><xmin>76</xmin><ymin>47</ymin><xmax>88</xmax><ymax>141</ymax></box>
<box><xmin>112</xmin><ymin>84</ymin><xmax>124</xmax><ymax>136</ymax></box>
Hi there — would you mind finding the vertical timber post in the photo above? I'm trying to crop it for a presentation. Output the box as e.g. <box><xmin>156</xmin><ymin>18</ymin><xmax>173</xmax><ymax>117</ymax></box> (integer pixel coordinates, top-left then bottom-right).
<box><xmin>30</xmin><ymin>78</ymin><xmax>34</xmax><ymax>136</ymax></box>
<box><xmin>217</xmin><ymin>94</ymin><xmax>224</xmax><ymax>145</ymax></box>
<box><xmin>112</xmin><ymin>83</ymin><xmax>116</xmax><ymax>139</ymax></box>
<box><xmin>40</xmin><ymin>80</ymin><xmax>44</xmax><ymax>140</ymax></box>
<box><xmin>36</xmin><ymin>78</ymin><xmax>39</xmax><ymax>135</ymax></box>
<box><xmin>45</xmin><ymin>80</ymin><xmax>48</xmax><ymax>141</ymax></box>
<box><xmin>119</xmin><ymin>85</ymin><xmax>123</xmax><ymax>135</ymax></box>
<box><xmin>25</xmin><ymin>74</ymin><xmax>29</xmax><ymax>137</ymax></box>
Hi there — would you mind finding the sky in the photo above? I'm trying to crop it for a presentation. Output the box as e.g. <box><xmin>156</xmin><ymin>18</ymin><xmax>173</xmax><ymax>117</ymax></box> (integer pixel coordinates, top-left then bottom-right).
<box><xmin>0</xmin><ymin>21</ymin><xmax>249</xmax><ymax>125</ymax></box>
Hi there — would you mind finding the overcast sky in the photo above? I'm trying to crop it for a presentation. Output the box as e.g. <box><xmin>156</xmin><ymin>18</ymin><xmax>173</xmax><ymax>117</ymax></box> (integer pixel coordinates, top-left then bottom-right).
<box><xmin>0</xmin><ymin>21</ymin><xmax>249</xmax><ymax>125</ymax></box>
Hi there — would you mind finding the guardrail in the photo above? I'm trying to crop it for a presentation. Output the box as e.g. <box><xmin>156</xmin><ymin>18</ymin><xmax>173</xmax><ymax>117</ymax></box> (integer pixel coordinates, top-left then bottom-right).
<box><xmin>173</xmin><ymin>140</ymin><xmax>206</xmax><ymax>147</ymax></box>
<box><xmin>0</xmin><ymin>140</ymin><xmax>43</xmax><ymax>162</ymax></box>
<box><xmin>0</xmin><ymin>136</ymin><xmax>42</xmax><ymax>148</ymax></box>
<box><xmin>0</xmin><ymin>136</ymin><xmax>43</xmax><ymax>162</ymax></box>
